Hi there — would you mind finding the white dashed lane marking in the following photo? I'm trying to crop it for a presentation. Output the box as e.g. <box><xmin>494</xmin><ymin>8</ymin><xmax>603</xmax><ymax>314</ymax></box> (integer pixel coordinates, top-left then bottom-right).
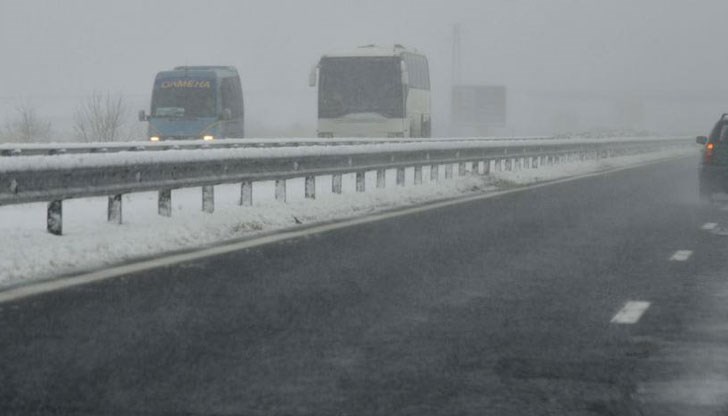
<box><xmin>611</xmin><ymin>301</ymin><xmax>651</xmax><ymax>324</ymax></box>
<box><xmin>702</xmin><ymin>223</ymin><xmax>718</xmax><ymax>231</ymax></box>
<box><xmin>670</xmin><ymin>250</ymin><xmax>693</xmax><ymax>262</ymax></box>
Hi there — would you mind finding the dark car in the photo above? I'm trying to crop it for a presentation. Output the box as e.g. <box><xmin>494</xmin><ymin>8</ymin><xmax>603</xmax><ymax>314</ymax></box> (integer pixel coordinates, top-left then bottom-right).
<box><xmin>697</xmin><ymin>113</ymin><xmax>728</xmax><ymax>201</ymax></box>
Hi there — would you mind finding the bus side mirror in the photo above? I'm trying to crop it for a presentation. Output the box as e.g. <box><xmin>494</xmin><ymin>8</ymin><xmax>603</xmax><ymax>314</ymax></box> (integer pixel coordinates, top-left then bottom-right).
<box><xmin>309</xmin><ymin>65</ymin><xmax>318</xmax><ymax>87</ymax></box>
<box><xmin>697</xmin><ymin>136</ymin><xmax>708</xmax><ymax>145</ymax></box>
<box><xmin>222</xmin><ymin>108</ymin><xmax>232</xmax><ymax>121</ymax></box>
<box><xmin>401</xmin><ymin>61</ymin><xmax>409</xmax><ymax>86</ymax></box>
<box><xmin>138</xmin><ymin>110</ymin><xmax>147</xmax><ymax>122</ymax></box>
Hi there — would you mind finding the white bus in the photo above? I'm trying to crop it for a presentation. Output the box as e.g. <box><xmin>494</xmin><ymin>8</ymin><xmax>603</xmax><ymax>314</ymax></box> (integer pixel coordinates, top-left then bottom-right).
<box><xmin>310</xmin><ymin>45</ymin><xmax>431</xmax><ymax>138</ymax></box>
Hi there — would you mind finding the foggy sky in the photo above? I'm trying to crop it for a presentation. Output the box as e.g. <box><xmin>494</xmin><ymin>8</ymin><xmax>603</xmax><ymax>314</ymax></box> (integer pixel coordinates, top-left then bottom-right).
<box><xmin>2</xmin><ymin>0</ymin><xmax>727</xmax><ymax>137</ymax></box>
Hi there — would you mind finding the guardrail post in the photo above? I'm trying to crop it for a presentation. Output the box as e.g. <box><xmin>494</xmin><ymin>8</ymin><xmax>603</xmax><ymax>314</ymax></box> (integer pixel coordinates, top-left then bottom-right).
<box><xmin>483</xmin><ymin>160</ymin><xmax>491</xmax><ymax>175</ymax></box>
<box><xmin>202</xmin><ymin>185</ymin><xmax>215</xmax><ymax>213</ymax></box>
<box><xmin>377</xmin><ymin>169</ymin><xmax>386</xmax><ymax>188</ymax></box>
<box><xmin>332</xmin><ymin>174</ymin><xmax>342</xmax><ymax>194</ymax></box>
<box><xmin>356</xmin><ymin>172</ymin><xmax>365</xmax><ymax>192</ymax></box>
<box><xmin>458</xmin><ymin>162</ymin><xmax>466</xmax><ymax>176</ymax></box>
<box><xmin>414</xmin><ymin>166</ymin><xmax>423</xmax><ymax>185</ymax></box>
<box><xmin>275</xmin><ymin>179</ymin><xmax>286</xmax><ymax>202</ymax></box>
<box><xmin>107</xmin><ymin>194</ymin><xmax>122</xmax><ymax>224</ymax></box>
<box><xmin>305</xmin><ymin>176</ymin><xmax>316</xmax><ymax>199</ymax></box>
<box><xmin>445</xmin><ymin>164</ymin><xmax>453</xmax><ymax>179</ymax></box>
<box><xmin>159</xmin><ymin>189</ymin><xmax>172</xmax><ymax>217</ymax></box>
<box><xmin>396</xmin><ymin>167</ymin><xmax>405</xmax><ymax>186</ymax></box>
<box><xmin>430</xmin><ymin>164</ymin><xmax>439</xmax><ymax>182</ymax></box>
<box><xmin>240</xmin><ymin>181</ymin><xmax>253</xmax><ymax>206</ymax></box>
<box><xmin>47</xmin><ymin>200</ymin><xmax>62</xmax><ymax>236</ymax></box>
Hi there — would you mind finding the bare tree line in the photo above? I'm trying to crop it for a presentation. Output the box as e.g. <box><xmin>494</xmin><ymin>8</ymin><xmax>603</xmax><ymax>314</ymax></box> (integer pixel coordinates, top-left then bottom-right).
<box><xmin>2</xmin><ymin>104</ymin><xmax>52</xmax><ymax>143</ymax></box>
<box><xmin>1</xmin><ymin>91</ymin><xmax>141</xmax><ymax>143</ymax></box>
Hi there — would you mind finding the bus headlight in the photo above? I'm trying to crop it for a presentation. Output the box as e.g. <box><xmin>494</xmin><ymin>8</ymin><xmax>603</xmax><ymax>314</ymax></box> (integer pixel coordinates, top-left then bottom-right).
<box><xmin>203</xmin><ymin>135</ymin><xmax>215</xmax><ymax>141</ymax></box>
<box><xmin>150</xmin><ymin>136</ymin><xmax>160</xmax><ymax>142</ymax></box>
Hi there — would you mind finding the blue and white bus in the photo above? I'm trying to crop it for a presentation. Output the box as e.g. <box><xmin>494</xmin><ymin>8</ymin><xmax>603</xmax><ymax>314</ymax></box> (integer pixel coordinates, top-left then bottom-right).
<box><xmin>310</xmin><ymin>45</ymin><xmax>431</xmax><ymax>138</ymax></box>
<box><xmin>139</xmin><ymin>66</ymin><xmax>244</xmax><ymax>141</ymax></box>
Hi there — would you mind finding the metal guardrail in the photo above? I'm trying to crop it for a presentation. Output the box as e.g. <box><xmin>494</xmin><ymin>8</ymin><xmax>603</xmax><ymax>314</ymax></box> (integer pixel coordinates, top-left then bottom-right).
<box><xmin>0</xmin><ymin>136</ymin><xmax>552</xmax><ymax>157</ymax></box>
<box><xmin>0</xmin><ymin>137</ymin><xmax>690</xmax><ymax>235</ymax></box>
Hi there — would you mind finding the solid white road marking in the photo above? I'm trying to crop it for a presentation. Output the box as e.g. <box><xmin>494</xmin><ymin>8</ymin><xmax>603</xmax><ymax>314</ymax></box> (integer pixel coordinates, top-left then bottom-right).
<box><xmin>670</xmin><ymin>250</ymin><xmax>693</xmax><ymax>262</ymax></box>
<box><xmin>611</xmin><ymin>301</ymin><xmax>651</xmax><ymax>324</ymax></box>
<box><xmin>0</xmin><ymin>155</ymin><xmax>692</xmax><ymax>304</ymax></box>
<box><xmin>702</xmin><ymin>223</ymin><xmax>718</xmax><ymax>231</ymax></box>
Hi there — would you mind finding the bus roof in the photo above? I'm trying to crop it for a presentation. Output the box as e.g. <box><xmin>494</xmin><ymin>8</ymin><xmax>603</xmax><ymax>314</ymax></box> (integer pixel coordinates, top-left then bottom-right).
<box><xmin>156</xmin><ymin>66</ymin><xmax>239</xmax><ymax>80</ymax></box>
<box><xmin>321</xmin><ymin>44</ymin><xmax>424</xmax><ymax>59</ymax></box>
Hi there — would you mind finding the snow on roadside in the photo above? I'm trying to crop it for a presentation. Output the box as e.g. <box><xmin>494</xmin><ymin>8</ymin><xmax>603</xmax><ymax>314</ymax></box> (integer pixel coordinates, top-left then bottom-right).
<box><xmin>0</xmin><ymin>146</ymin><xmax>696</xmax><ymax>288</ymax></box>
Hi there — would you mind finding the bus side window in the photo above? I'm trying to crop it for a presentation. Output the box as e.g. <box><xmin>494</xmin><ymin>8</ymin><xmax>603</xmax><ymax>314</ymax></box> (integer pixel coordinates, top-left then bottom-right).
<box><xmin>236</xmin><ymin>78</ymin><xmax>244</xmax><ymax>118</ymax></box>
<box><xmin>410</xmin><ymin>56</ymin><xmax>420</xmax><ymax>88</ymax></box>
<box><xmin>405</xmin><ymin>54</ymin><xmax>418</xmax><ymax>89</ymax></box>
<box><xmin>221</xmin><ymin>77</ymin><xmax>243</xmax><ymax>119</ymax></box>
<box><xmin>404</xmin><ymin>54</ymin><xmax>429</xmax><ymax>90</ymax></box>
<box><xmin>420</xmin><ymin>56</ymin><xmax>430</xmax><ymax>89</ymax></box>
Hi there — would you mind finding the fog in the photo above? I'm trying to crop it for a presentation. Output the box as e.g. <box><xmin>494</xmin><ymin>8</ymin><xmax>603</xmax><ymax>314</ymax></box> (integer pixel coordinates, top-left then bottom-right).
<box><xmin>2</xmin><ymin>0</ymin><xmax>727</xmax><ymax>138</ymax></box>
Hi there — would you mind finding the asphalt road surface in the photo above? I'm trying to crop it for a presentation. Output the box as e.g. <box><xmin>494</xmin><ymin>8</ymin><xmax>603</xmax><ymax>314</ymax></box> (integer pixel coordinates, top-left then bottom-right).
<box><xmin>3</xmin><ymin>155</ymin><xmax>728</xmax><ymax>415</ymax></box>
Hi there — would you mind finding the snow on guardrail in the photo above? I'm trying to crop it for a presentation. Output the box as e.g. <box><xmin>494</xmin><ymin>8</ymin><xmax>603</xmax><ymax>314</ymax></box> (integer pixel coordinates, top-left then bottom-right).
<box><xmin>0</xmin><ymin>136</ymin><xmax>554</xmax><ymax>157</ymax></box>
<box><xmin>0</xmin><ymin>136</ymin><xmax>688</xmax><ymax>171</ymax></box>
<box><xmin>0</xmin><ymin>136</ymin><xmax>693</xmax><ymax>236</ymax></box>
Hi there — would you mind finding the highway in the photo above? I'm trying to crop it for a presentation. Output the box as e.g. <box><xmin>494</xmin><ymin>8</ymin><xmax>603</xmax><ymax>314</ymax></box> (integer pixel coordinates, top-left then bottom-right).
<box><xmin>2</xmin><ymin>155</ymin><xmax>727</xmax><ymax>415</ymax></box>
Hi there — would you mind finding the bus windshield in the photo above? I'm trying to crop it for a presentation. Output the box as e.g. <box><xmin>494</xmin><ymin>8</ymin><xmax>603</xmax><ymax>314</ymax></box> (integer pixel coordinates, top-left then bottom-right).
<box><xmin>319</xmin><ymin>57</ymin><xmax>403</xmax><ymax>119</ymax></box>
<box><xmin>151</xmin><ymin>78</ymin><xmax>217</xmax><ymax>118</ymax></box>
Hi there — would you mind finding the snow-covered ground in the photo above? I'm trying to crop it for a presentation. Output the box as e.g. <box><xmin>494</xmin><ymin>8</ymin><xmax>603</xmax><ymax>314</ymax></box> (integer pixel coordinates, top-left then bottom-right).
<box><xmin>0</xmin><ymin>146</ymin><xmax>696</xmax><ymax>288</ymax></box>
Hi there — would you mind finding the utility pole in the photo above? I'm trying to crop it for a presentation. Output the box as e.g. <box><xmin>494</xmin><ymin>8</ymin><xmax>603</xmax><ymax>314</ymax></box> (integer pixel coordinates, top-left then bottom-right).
<box><xmin>451</xmin><ymin>23</ymin><xmax>463</xmax><ymax>136</ymax></box>
<box><xmin>451</xmin><ymin>23</ymin><xmax>462</xmax><ymax>87</ymax></box>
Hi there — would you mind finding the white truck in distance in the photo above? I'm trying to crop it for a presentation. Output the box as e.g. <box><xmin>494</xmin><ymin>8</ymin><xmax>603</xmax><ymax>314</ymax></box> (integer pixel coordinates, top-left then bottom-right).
<box><xmin>310</xmin><ymin>45</ymin><xmax>431</xmax><ymax>138</ymax></box>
